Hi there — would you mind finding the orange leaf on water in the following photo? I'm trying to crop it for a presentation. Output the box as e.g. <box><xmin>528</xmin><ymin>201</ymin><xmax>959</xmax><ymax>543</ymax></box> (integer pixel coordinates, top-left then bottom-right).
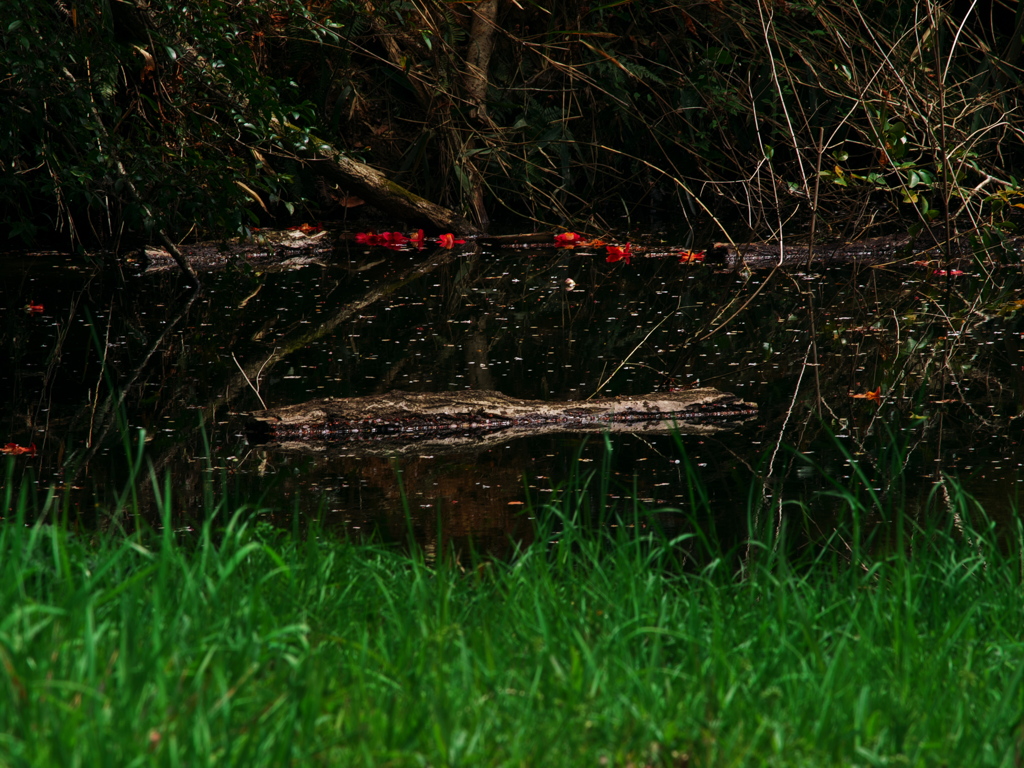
<box><xmin>554</xmin><ymin>231</ymin><xmax>582</xmax><ymax>246</ymax></box>
<box><xmin>851</xmin><ymin>387</ymin><xmax>882</xmax><ymax>402</ymax></box>
<box><xmin>2</xmin><ymin>443</ymin><xmax>36</xmax><ymax>456</ymax></box>
<box><xmin>25</xmin><ymin>302</ymin><xmax>44</xmax><ymax>314</ymax></box>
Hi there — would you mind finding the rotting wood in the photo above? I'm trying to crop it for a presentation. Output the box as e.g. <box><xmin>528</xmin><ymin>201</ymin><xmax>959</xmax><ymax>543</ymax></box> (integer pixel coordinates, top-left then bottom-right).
<box><xmin>246</xmin><ymin>388</ymin><xmax>757</xmax><ymax>452</ymax></box>
<box><xmin>133</xmin><ymin>229</ymin><xmax>338</xmax><ymax>274</ymax></box>
<box><xmin>481</xmin><ymin>230</ymin><xmax>1024</xmax><ymax>268</ymax></box>
<box><xmin>135</xmin><ymin>228</ymin><xmax>1024</xmax><ymax>276</ymax></box>
<box><xmin>706</xmin><ymin>232</ymin><xmax>1024</xmax><ymax>269</ymax></box>
<box><xmin>298</xmin><ymin>137</ymin><xmax>479</xmax><ymax>235</ymax></box>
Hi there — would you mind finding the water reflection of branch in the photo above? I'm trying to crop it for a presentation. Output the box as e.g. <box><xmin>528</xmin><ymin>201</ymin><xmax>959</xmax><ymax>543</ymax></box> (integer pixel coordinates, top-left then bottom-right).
<box><xmin>216</xmin><ymin>249</ymin><xmax>458</xmax><ymax>411</ymax></box>
<box><xmin>693</xmin><ymin>265</ymin><xmax>783</xmax><ymax>344</ymax></box>
<box><xmin>765</xmin><ymin>343</ymin><xmax>812</xmax><ymax>481</ymax></box>
<box><xmin>232</xmin><ymin>353</ymin><xmax>267</xmax><ymax>409</ymax></box>
<box><xmin>69</xmin><ymin>286</ymin><xmax>200</xmax><ymax>478</ymax></box>
<box><xmin>588</xmin><ymin>310</ymin><xmax>676</xmax><ymax>399</ymax></box>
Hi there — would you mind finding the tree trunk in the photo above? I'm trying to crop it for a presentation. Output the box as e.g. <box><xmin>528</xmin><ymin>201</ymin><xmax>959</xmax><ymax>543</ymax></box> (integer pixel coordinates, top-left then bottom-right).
<box><xmin>464</xmin><ymin>0</ymin><xmax>500</xmax><ymax>123</ymax></box>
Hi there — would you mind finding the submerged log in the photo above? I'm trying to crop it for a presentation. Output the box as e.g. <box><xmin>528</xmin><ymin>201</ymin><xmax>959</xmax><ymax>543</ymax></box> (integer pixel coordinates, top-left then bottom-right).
<box><xmin>706</xmin><ymin>232</ymin><xmax>1024</xmax><ymax>269</ymax></box>
<box><xmin>246</xmin><ymin>389</ymin><xmax>756</xmax><ymax>454</ymax></box>
<box><xmin>469</xmin><ymin>230</ymin><xmax>1024</xmax><ymax>270</ymax></box>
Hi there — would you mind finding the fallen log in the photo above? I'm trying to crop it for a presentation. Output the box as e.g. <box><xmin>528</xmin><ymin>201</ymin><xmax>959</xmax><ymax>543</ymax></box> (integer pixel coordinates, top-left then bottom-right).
<box><xmin>132</xmin><ymin>229</ymin><xmax>337</xmax><ymax>273</ymax></box>
<box><xmin>477</xmin><ymin>229</ymin><xmax>1024</xmax><ymax>270</ymax></box>
<box><xmin>246</xmin><ymin>389</ymin><xmax>757</xmax><ymax>455</ymax></box>
<box><xmin>705</xmin><ymin>232</ymin><xmax>1024</xmax><ymax>269</ymax></box>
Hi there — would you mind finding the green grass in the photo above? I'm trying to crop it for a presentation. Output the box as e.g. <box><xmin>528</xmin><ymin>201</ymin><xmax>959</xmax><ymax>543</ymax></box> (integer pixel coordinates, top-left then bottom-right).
<box><xmin>2</xmin><ymin>456</ymin><xmax>1024</xmax><ymax>767</ymax></box>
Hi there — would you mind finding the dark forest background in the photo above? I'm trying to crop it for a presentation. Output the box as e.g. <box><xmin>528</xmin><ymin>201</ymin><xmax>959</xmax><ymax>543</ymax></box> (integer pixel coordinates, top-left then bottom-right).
<box><xmin>3</xmin><ymin>0</ymin><xmax>1024</xmax><ymax>248</ymax></box>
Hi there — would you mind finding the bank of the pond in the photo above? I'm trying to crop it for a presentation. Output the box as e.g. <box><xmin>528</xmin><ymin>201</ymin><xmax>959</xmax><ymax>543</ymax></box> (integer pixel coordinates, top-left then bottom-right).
<box><xmin>1</xmin><ymin>477</ymin><xmax>1022</xmax><ymax>767</ymax></box>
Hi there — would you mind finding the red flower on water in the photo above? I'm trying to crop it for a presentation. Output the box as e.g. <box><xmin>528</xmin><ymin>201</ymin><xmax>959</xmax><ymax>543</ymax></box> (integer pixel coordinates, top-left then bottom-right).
<box><xmin>605</xmin><ymin>244</ymin><xmax>633</xmax><ymax>264</ymax></box>
<box><xmin>355</xmin><ymin>231</ymin><xmax>413</xmax><ymax>248</ymax></box>
<box><xmin>381</xmin><ymin>231</ymin><xmax>409</xmax><ymax>246</ymax></box>
<box><xmin>677</xmin><ymin>250</ymin><xmax>705</xmax><ymax>264</ymax></box>
<box><xmin>554</xmin><ymin>231</ymin><xmax>583</xmax><ymax>247</ymax></box>
<box><xmin>437</xmin><ymin>233</ymin><xmax>466</xmax><ymax>249</ymax></box>
<box><xmin>2</xmin><ymin>443</ymin><xmax>36</xmax><ymax>456</ymax></box>
<box><xmin>24</xmin><ymin>302</ymin><xmax>44</xmax><ymax>314</ymax></box>
<box><xmin>358</xmin><ymin>229</ymin><xmax>462</xmax><ymax>250</ymax></box>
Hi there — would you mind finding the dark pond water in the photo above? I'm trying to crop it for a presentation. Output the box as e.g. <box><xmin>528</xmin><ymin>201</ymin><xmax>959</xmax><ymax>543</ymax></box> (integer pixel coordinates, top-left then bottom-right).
<box><xmin>4</xmin><ymin>236</ymin><xmax>1024</xmax><ymax>555</ymax></box>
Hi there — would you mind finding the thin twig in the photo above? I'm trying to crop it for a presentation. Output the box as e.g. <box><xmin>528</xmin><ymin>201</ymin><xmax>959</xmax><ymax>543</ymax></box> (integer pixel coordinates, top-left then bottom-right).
<box><xmin>233</xmin><ymin>353</ymin><xmax>267</xmax><ymax>410</ymax></box>
<box><xmin>588</xmin><ymin>311</ymin><xmax>676</xmax><ymax>400</ymax></box>
<box><xmin>808</xmin><ymin>127</ymin><xmax>824</xmax><ymax>269</ymax></box>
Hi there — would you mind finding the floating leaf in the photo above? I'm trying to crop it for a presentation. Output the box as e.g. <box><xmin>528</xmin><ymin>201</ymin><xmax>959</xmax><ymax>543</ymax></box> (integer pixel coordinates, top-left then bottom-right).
<box><xmin>1</xmin><ymin>443</ymin><xmax>36</xmax><ymax>456</ymax></box>
<box><xmin>851</xmin><ymin>387</ymin><xmax>882</xmax><ymax>403</ymax></box>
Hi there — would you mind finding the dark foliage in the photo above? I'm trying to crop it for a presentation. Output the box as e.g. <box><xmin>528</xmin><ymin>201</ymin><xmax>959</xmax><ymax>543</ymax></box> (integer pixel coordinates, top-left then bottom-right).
<box><xmin>2</xmin><ymin>0</ymin><xmax>1023</xmax><ymax>247</ymax></box>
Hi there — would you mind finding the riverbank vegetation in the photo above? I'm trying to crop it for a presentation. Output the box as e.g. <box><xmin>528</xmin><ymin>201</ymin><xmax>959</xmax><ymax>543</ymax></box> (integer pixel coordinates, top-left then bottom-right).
<box><xmin>4</xmin><ymin>0</ymin><xmax>1024</xmax><ymax>249</ymax></box>
<box><xmin>3</xmin><ymin>448</ymin><xmax>1023</xmax><ymax>766</ymax></box>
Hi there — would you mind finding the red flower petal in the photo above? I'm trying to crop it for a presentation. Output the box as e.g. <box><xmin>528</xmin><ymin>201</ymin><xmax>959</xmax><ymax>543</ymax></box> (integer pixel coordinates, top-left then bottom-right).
<box><xmin>437</xmin><ymin>233</ymin><xmax>466</xmax><ymax>248</ymax></box>
<box><xmin>2</xmin><ymin>443</ymin><xmax>36</xmax><ymax>456</ymax></box>
<box><xmin>605</xmin><ymin>244</ymin><xmax>633</xmax><ymax>264</ymax></box>
<box><xmin>554</xmin><ymin>231</ymin><xmax>582</xmax><ymax>246</ymax></box>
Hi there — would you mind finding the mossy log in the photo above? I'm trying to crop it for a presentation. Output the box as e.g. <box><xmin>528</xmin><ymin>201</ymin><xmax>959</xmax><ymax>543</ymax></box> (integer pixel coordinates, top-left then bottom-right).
<box><xmin>246</xmin><ymin>388</ymin><xmax>757</xmax><ymax>456</ymax></box>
